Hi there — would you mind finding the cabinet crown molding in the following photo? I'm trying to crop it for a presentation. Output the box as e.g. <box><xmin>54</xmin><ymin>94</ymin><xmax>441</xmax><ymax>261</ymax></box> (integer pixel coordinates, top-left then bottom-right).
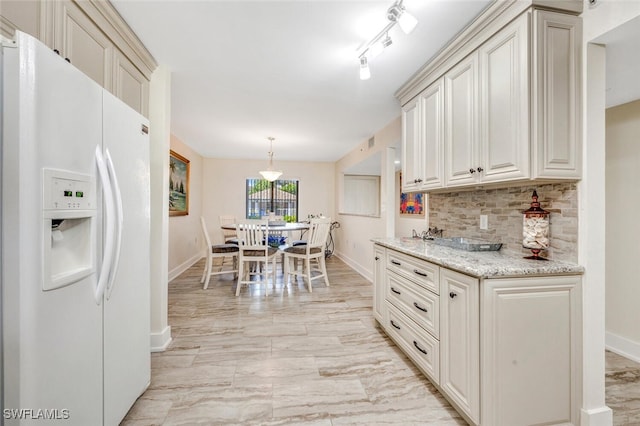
<box><xmin>394</xmin><ymin>0</ymin><xmax>581</xmax><ymax>106</ymax></box>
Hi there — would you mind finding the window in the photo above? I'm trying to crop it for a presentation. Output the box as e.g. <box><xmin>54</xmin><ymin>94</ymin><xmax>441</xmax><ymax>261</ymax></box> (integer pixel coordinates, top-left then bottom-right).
<box><xmin>246</xmin><ymin>178</ymin><xmax>299</xmax><ymax>221</ymax></box>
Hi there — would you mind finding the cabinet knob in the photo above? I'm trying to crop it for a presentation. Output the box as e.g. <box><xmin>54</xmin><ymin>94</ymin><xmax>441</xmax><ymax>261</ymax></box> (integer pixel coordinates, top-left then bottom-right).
<box><xmin>449</xmin><ymin>292</ymin><xmax>457</xmax><ymax>299</ymax></box>
<box><xmin>416</xmin><ymin>178</ymin><xmax>423</xmax><ymax>183</ymax></box>
<box><xmin>374</xmin><ymin>256</ymin><xmax>380</xmax><ymax>261</ymax></box>
<box><xmin>477</xmin><ymin>167</ymin><xmax>484</xmax><ymax>173</ymax></box>
<box><xmin>469</xmin><ymin>168</ymin><xmax>476</xmax><ymax>174</ymax></box>
<box><xmin>53</xmin><ymin>49</ymin><xmax>60</xmax><ymax>55</ymax></box>
<box><xmin>65</xmin><ymin>58</ymin><xmax>71</xmax><ymax>63</ymax></box>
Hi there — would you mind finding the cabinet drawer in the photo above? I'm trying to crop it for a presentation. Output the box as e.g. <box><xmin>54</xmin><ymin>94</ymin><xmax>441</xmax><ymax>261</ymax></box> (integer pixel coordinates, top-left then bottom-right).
<box><xmin>387</xmin><ymin>271</ymin><xmax>439</xmax><ymax>339</ymax></box>
<box><xmin>386</xmin><ymin>250</ymin><xmax>439</xmax><ymax>294</ymax></box>
<box><xmin>386</xmin><ymin>301</ymin><xmax>440</xmax><ymax>385</ymax></box>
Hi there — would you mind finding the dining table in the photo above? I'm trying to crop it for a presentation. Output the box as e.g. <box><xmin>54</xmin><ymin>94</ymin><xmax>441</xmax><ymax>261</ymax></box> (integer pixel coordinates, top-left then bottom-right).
<box><xmin>221</xmin><ymin>221</ymin><xmax>310</xmax><ymax>246</ymax></box>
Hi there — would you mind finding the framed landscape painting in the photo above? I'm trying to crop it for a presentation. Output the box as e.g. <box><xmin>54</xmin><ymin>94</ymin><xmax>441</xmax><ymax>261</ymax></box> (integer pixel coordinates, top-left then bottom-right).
<box><xmin>169</xmin><ymin>150</ymin><xmax>189</xmax><ymax>216</ymax></box>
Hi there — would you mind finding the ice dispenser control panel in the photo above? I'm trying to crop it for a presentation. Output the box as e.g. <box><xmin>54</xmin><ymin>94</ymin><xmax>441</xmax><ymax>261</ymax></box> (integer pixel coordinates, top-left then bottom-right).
<box><xmin>43</xmin><ymin>169</ymin><xmax>95</xmax><ymax>210</ymax></box>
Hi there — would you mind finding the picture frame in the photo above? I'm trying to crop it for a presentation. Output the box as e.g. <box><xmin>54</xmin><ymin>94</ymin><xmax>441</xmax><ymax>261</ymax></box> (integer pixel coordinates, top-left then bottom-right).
<box><xmin>169</xmin><ymin>150</ymin><xmax>190</xmax><ymax>216</ymax></box>
<box><xmin>399</xmin><ymin>173</ymin><xmax>425</xmax><ymax>216</ymax></box>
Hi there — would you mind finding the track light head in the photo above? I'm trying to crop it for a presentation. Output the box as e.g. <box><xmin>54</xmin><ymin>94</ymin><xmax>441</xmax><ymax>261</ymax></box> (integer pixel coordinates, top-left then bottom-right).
<box><xmin>359</xmin><ymin>56</ymin><xmax>371</xmax><ymax>80</ymax></box>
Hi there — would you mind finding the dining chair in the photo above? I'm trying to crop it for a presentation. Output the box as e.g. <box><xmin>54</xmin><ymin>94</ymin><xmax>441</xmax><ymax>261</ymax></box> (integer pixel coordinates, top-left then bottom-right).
<box><xmin>235</xmin><ymin>219</ymin><xmax>279</xmax><ymax>296</ymax></box>
<box><xmin>200</xmin><ymin>217</ymin><xmax>239</xmax><ymax>290</ymax></box>
<box><xmin>282</xmin><ymin>217</ymin><xmax>331</xmax><ymax>292</ymax></box>
<box><xmin>219</xmin><ymin>214</ymin><xmax>238</xmax><ymax>244</ymax></box>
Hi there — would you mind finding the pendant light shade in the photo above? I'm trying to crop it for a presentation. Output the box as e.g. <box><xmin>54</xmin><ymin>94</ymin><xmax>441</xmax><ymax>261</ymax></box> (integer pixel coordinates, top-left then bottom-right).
<box><xmin>259</xmin><ymin>137</ymin><xmax>282</xmax><ymax>182</ymax></box>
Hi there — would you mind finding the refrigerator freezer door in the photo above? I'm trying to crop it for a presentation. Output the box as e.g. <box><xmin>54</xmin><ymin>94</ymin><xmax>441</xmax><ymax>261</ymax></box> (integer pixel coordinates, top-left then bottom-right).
<box><xmin>2</xmin><ymin>32</ymin><xmax>103</xmax><ymax>424</ymax></box>
<box><xmin>101</xmin><ymin>90</ymin><xmax>151</xmax><ymax>426</ymax></box>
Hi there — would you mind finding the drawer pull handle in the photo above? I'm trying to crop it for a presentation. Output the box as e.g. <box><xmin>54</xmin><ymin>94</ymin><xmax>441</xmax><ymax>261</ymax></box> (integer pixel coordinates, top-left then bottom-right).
<box><xmin>449</xmin><ymin>292</ymin><xmax>457</xmax><ymax>299</ymax></box>
<box><xmin>413</xmin><ymin>269</ymin><xmax>427</xmax><ymax>277</ymax></box>
<box><xmin>390</xmin><ymin>320</ymin><xmax>401</xmax><ymax>330</ymax></box>
<box><xmin>391</xmin><ymin>287</ymin><xmax>401</xmax><ymax>295</ymax></box>
<box><xmin>413</xmin><ymin>302</ymin><xmax>428</xmax><ymax>313</ymax></box>
<box><xmin>391</xmin><ymin>260</ymin><xmax>401</xmax><ymax>266</ymax></box>
<box><xmin>413</xmin><ymin>340</ymin><xmax>428</xmax><ymax>355</ymax></box>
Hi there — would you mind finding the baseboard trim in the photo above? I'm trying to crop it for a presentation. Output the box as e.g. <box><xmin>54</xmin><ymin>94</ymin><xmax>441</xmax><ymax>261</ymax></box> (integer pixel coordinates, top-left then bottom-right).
<box><xmin>169</xmin><ymin>253</ymin><xmax>203</xmax><ymax>282</ymax></box>
<box><xmin>580</xmin><ymin>406</ymin><xmax>613</xmax><ymax>426</ymax></box>
<box><xmin>333</xmin><ymin>251</ymin><xmax>372</xmax><ymax>283</ymax></box>
<box><xmin>605</xmin><ymin>331</ymin><xmax>640</xmax><ymax>363</ymax></box>
<box><xmin>150</xmin><ymin>326</ymin><xmax>172</xmax><ymax>352</ymax></box>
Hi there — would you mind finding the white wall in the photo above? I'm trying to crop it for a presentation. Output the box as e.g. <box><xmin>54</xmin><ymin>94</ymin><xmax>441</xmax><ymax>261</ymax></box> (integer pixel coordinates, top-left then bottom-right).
<box><xmin>148</xmin><ymin>65</ymin><xmax>171</xmax><ymax>352</ymax></box>
<box><xmin>202</xmin><ymin>157</ymin><xmax>335</xmax><ymax>245</ymax></box>
<box><xmin>168</xmin><ymin>134</ymin><xmax>204</xmax><ymax>280</ymax></box>
<box><xmin>334</xmin><ymin>117</ymin><xmax>401</xmax><ymax>281</ymax></box>
<box><xmin>580</xmin><ymin>1</ymin><xmax>640</xmax><ymax>424</ymax></box>
<box><xmin>605</xmin><ymin>100</ymin><xmax>640</xmax><ymax>360</ymax></box>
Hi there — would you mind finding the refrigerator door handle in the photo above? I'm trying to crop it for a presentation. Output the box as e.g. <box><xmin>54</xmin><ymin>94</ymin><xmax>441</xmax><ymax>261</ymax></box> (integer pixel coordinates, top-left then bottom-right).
<box><xmin>95</xmin><ymin>145</ymin><xmax>116</xmax><ymax>305</ymax></box>
<box><xmin>105</xmin><ymin>149</ymin><xmax>124</xmax><ymax>300</ymax></box>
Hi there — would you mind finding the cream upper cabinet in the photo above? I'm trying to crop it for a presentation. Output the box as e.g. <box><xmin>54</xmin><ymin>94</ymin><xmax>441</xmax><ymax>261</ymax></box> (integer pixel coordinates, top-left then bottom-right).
<box><xmin>439</xmin><ymin>268</ymin><xmax>480</xmax><ymax>424</ymax></box>
<box><xmin>399</xmin><ymin>7</ymin><xmax>581</xmax><ymax>192</ymax></box>
<box><xmin>478</xmin><ymin>13</ymin><xmax>530</xmax><ymax>183</ymax></box>
<box><xmin>114</xmin><ymin>49</ymin><xmax>149</xmax><ymax>117</ymax></box>
<box><xmin>1</xmin><ymin>0</ymin><xmax>155</xmax><ymax>117</ymax></box>
<box><xmin>444</xmin><ymin>53</ymin><xmax>479</xmax><ymax>187</ymax></box>
<box><xmin>532</xmin><ymin>10</ymin><xmax>581</xmax><ymax>179</ymax></box>
<box><xmin>1</xmin><ymin>1</ymin><xmax>44</xmax><ymax>40</ymax></box>
<box><xmin>420</xmin><ymin>79</ymin><xmax>445</xmax><ymax>190</ymax></box>
<box><xmin>53</xmin><ymin>0</ymin><xmax>113</xmax><ymax>91</ymax></box>
<box><xmin>402</xmin><ymin>79</ymin><xmax>444</xmax><ymax>192</ymax></box>
<box><xmin>401</xmin><ymin>97</ymin><xmax>423</xmax><ymax>192</ymax></box>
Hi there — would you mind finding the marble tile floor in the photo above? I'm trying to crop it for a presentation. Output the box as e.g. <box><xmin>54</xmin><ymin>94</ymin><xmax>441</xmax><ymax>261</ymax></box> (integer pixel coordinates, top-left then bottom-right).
<box><xmin>122</xmin><ymin>256</ymin><xmax>640</xmax><ymax>425</ymax></box>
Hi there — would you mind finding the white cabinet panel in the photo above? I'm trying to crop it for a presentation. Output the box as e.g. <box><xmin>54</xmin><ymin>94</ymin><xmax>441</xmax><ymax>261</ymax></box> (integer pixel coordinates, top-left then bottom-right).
<box><xmin>533</xmin><ymin>10</ymin><xmax>581</xmax><ymax>178</ymax></box>
<box><xmin>440</xmin><ymin>268</ymin><xmax>479</xmax><ymax>424</ymax></box>
<box><xmin>482</xmin><ymin>275</ymin><xmax>581</xmax><ymax>425</ymax></box>
<box><xmin>421</xmin><ymin>79</ymin><xmax>445</xmax><ymax>189</ymax></box>
<box><xmin>114</xmin><ymin>48</ymin><xmax>149</xmax><ymax>117</ymax></box>
<box><xmin>402</xmin><ymin>97</ymin><xmax>422</xmax><ymax>192</ymax></box>
<box><xmin>479</xmin><ymin>13</ymin><xmax>530</xmax><ymax>183</ymax></box>
<box><xmin>373</xmin><ymin>245</ymin><xmax>385</xmax><ymax>323</ymax></box>
<box><xmin>445</xmin><ymin>53</ymin><xmax>479</xmax><ymax>187</ymax></box>
<box><xmin>54</xmin><ymin>0</ymin><xmax>113</xmax><ymax>90</ymax></box>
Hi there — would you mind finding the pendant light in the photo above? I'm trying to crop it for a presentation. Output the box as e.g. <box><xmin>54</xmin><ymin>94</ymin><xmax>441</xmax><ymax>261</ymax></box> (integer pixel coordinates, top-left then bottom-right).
<box><xmin>259</xmin><ymin>137</ymin><xmax>282</xmax><ymax>182</ymax></box>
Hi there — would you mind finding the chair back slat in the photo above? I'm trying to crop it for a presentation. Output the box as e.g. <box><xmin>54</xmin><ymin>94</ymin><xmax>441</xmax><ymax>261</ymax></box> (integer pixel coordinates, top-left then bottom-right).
<box><xmin>236</xmin><ymin>219</ymin><xmax>269</xmax><ymax>250</ymax></box>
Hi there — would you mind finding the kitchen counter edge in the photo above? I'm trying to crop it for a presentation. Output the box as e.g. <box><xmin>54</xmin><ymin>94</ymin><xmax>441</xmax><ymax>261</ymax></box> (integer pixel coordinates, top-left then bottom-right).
<box><xmin>372</xmin><ymin>237</ymin><xmax>584</xmax><ymax>279</ymax></box>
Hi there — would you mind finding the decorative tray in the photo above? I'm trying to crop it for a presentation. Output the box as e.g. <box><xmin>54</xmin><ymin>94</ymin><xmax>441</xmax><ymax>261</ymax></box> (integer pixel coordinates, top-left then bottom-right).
<box><xmin>431</xmin><ymin>237</ymin><xmax>503</xmax><ymax>252</ymax></box>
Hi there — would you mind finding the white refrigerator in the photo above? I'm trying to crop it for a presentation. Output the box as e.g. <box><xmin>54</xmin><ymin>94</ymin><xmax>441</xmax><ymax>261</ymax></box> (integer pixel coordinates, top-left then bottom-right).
<box><xmin>1</xmin><ymin>31</ymin><xmax>150</xmax><ymax>425</ymax></box>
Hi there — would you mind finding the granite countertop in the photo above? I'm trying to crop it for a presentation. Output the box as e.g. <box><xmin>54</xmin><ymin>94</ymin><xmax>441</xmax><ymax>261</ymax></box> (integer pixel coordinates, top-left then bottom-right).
<box><xmin>372</xmin><ymin>237</ymin><xmax>584</xmax><ymax>279</ymax></box>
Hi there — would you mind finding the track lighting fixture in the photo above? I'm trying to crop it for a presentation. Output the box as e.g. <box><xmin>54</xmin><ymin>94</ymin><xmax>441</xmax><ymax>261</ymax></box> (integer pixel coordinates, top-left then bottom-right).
<box><xmin>360</xmin><ymin>57</ymin><xmax>371</xmax><ymax>80</ymax></box>
<box><xmin>358</xmin><ymin>0</ymin><xmax>418</xmax><ymax>80</ymax></box>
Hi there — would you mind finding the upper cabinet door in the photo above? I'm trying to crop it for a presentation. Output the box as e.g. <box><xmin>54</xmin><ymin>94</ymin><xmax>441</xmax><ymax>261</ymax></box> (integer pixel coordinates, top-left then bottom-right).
<box><xmin>113</xmin><ymin>49</ymin><xmax>149</xmax><ymax>117</ymax></box>
<box><xmin>478</xmin><ymin>13</ymin><xmax>530</xmax><ymax>183</ymax></box>
<box><xmin>421</xmin><ymin>79</ymin><xmax>445</xmax><ymax>190</ymax></box>
<box><xmin>1</xmin><ymin>1</ymin><xmax>45</xmax><ymax>40</ymax></box>
<box><xmin>532</xmin><ymin>10</ymin><xmax>582</xmax><ymax>179</ymax></box>
<box><xmin>53</xmin><ymin>0</ymin><xmax>113</xmax><ymax>91</ymax></box>
<box><xmin>445</xmin><ymin>52</ymin><xmax>479</xmax><ymax>187</ymax></box>
<box><xmin>402</xmin><ymin>96</ymin><xmax>423</xmax><ymax>192</ymax></box>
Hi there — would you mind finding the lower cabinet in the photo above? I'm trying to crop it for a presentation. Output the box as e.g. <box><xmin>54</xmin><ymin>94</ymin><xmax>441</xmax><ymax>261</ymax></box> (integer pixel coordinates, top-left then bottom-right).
<box><xmin>373</xmin><ymin>244</ymin><xmax>582</xmax><ymax>425</ymax></box>
<box><xmin>372</xmin><ymin>245</ymin><xmax>385</xmax><ymax>323</ymax></box>
<box><xmin>481</xmin><ymin>275</ymin><xmax>581</xmax><ymax>426</ymax></box>
<box><xmin>440</xmin><ymin>268</ymin><xmax>480</xmax><ymax>424</ymax></box>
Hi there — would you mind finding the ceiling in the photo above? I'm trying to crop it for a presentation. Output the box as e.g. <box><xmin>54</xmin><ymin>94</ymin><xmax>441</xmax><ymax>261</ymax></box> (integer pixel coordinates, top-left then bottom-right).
<box><xmin>111</xmin><ymin>0</ymin><xmax>492</xmax><ymax>162</ymax></box>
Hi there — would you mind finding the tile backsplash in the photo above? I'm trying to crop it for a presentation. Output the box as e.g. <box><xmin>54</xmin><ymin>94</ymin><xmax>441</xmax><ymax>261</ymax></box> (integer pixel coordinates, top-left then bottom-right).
<box><xmin>428</xmin><ymin>182</ymin><xmax>578</xmax><ymax>263</ymax></box>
